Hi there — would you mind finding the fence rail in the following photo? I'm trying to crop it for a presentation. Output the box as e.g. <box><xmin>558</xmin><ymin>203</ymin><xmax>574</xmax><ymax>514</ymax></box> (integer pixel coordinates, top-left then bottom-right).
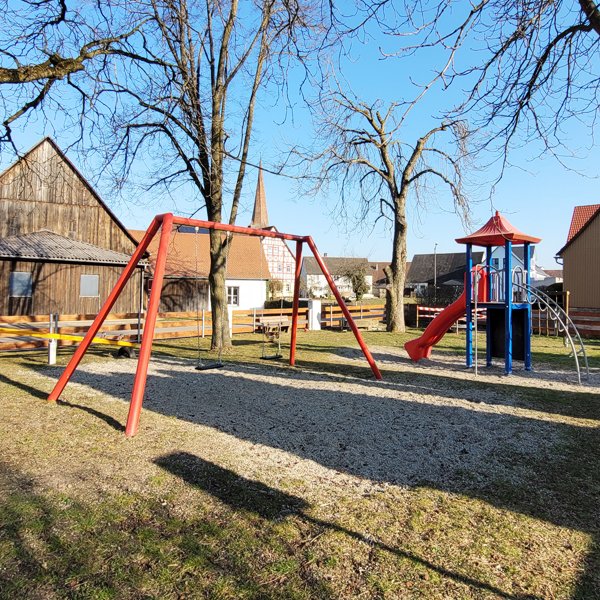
<box><xmin>0</xmin><ymin>307</ymin><xmax>310</xmax><ymax>351</ymax></box>
<box><xmin>320</xmin><ymin>304</ymin><xmax>386</xmax><ymax>328</ymax></box>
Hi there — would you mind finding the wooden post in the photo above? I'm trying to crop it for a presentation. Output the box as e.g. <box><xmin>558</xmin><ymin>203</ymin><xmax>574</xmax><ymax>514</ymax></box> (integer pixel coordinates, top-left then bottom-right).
<box><xmin>48</xmin><ymin>314</ymin><xmax>57</xmax><ymax>365</ymax></box>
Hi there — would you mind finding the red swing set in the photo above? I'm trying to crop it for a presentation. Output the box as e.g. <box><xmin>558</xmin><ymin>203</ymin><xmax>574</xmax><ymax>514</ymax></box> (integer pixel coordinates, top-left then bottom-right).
<box><xmin>47</xmin><ymin>214</ymin><xmax>383</xmax><ymax>436</ymax></box>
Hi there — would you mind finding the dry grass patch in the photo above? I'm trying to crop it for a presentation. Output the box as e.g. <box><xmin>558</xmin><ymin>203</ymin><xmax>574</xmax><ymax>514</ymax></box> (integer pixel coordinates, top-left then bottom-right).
<box><xmin>0</xmin><ymin>331</ymin><xmax>599</xmax><ymax>599</ymax></box>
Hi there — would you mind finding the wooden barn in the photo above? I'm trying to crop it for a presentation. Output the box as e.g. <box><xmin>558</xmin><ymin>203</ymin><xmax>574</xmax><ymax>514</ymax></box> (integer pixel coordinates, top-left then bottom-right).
<box><xmin>0</xmin><ymin>138</ymin><xmax>145</xmax><ymax>316</ymax></box>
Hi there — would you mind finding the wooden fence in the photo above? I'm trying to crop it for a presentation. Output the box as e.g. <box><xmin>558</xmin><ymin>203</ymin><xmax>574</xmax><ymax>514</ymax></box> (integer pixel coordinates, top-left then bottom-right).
<box><xmin>0</xmin><ymin>307</ymin><xmax>310</xmax><ymax>352</ymax></box>
<box><xmin>320</xmin><ymin>304</ymin><xmax>386</xmax><ymax>329</ymax></box>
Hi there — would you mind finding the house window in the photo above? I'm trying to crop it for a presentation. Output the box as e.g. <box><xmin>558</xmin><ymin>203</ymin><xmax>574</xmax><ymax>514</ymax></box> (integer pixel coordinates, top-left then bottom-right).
<box><xmin>80</xmin><ymin>274</ymin><xmax>99</xmax><ymax>297</ymax></box>
<box><xmin>273</xmin><ymin>247</ymin><xmax>279</xmax><ymax>256</ymax></box>
<box><xmin>227</xmin><ymin>286</ymin><xmax>239</xmax><ymax>306</ymax></box>
<box><xmin>9</xmin><ymin>272</ymin><xmax>33</xmax><ymax>297</ymax></box>
<box><xmin>286</xmin><ymin>264</ymin><xmax>291</xmax><ymax>273</ymax></box>
<box><xmin>278</xmin><ymin>263</ymin><xmax>283</xmax><ymax>272</ymax></box>
<box><xmin>267</xmin><ymin>246</ymin><xmax>272</xmax><ymax>255</ymax></box>
<box><xmin>284</xmin><ymin>283</ymin><xmax>291</xmax><ymax>292</ymax></box>
<box><xmin>492</xmin><ymin>258</ymin><xmax>499</xmax><ymax>269</ymax></box>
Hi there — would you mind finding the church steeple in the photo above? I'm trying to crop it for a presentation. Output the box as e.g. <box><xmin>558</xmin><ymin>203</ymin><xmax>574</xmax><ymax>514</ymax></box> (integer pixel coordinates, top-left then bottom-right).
<box><xmin>249</xmin><ymin>163</ymin><xmax>269</xmax><ymax>229</ymax></box>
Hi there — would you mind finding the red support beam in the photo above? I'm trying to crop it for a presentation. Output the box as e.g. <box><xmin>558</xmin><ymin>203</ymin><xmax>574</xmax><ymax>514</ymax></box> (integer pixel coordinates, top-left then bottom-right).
<box><xmin>305</xmin><ymin>237</ymin><xmax>383</xmax><ymax>380</ymax></box>
<box><xmin>173</xmin><ymin>216</ymin><xmax>306</xmax><ymax>243</ymax></box>
<box><xmin>47</xmin><ymin>216</ymin><xmax>164</xmax><ymax>403</ymax></box>
<box><xmin>47</xmin><ymin>213</ymin><xmax>383</xmax><ymax>438</ymax></box>
<box><xmin>125</xmin><ymin>214</ymin><xmax>174</xmax><ymax>437</ymax></box>
<box><xmin>289</xmin><ymin>240</ymin><xmax>303</xmax><ymax>366</ymax></box>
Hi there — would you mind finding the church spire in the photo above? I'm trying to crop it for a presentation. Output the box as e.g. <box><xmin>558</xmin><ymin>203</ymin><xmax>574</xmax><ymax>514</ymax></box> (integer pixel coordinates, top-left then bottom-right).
<box><xmin>249</xmin><ymin>162</ymin><xmax>269</xmax><ymax>229</ymax></box>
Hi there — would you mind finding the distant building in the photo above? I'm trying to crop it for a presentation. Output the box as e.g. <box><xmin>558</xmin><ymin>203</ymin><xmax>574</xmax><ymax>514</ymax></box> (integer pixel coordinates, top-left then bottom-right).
<box><xmin>248</xmin><ymin>166</ymin><xmax>296</xmax><ymax>298</ymax></box>
<box><xmin>489</xmin><ymin>246</ymin><xmax>556</xmax><ymax>288</ymax></box>
<box><xmin>129</xmin><ymin>229</ymin><xmax>269</xmax><ymax>312</ymax></box>
<box><xmin>557</xmin><ymin>204</ymin><xmax>600</xmax><ymax>309</ymax></box>
<box><xmin>301</xmin><ymin>256</ymin><xmax>373</xmax><ymax>298</ymax></box>
<box><xmin>367</xmin><ymin>261</ymin><xmax>411</xmax><ymax>298</ymax></box>
<box><xmin>406</xmin><ymin>252</ymin><xmax>484</xmax><ymax>294</ymax></box>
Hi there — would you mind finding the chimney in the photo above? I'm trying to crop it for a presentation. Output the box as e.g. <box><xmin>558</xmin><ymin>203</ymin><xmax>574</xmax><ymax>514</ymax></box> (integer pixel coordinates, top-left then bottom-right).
<box><xmin>324</xmin><ymin>253</ymin><xmax>327</xmax><ymax>257</ymax></box>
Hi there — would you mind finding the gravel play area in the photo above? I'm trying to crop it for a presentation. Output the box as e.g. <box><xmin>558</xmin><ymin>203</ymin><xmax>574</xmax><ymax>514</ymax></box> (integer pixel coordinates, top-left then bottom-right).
<box><xmin>27</xmin><ymin>344</ymin><xmax>598</xmax><ymax>499</ymax></box>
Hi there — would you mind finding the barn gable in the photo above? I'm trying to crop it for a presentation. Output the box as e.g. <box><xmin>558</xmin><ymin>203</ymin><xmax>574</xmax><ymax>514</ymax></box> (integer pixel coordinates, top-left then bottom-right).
<box><xmin>0</xmin><ymin>138</ymin><xmax>138</xmax><ymax>254</ymax></box>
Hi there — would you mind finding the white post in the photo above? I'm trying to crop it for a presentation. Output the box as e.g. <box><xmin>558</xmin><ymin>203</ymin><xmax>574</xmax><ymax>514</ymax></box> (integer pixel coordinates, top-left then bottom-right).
<box><xmin>202</xmin><ymin>310</ymin><xmax>205</xmax><ymax>338</ymax></box>
<box><xmin>253</xmin><ymin>309</ymin><xmax>256</xmax><ymax>333</ymax></box>
<box><xmin>48</xmin><ymin>313</ymin><xmax>57</xmax><ymax>365</ymax></box>
<box><xmin>228</xmin><ymin>306</ymin><xmax>234</xmax><ymax>335</ymax></box>
<box><xmin>308</xmin><ymin>299</ymin><xmax>321</xmax><ymax>331</ymax></box>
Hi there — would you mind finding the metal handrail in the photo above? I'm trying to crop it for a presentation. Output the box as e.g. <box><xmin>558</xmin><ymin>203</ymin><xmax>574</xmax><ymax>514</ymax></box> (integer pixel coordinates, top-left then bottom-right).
<box><xmin>512</xmin><ymin>281</ymin><xmax>589</xmax><ymax>384</ymax></box>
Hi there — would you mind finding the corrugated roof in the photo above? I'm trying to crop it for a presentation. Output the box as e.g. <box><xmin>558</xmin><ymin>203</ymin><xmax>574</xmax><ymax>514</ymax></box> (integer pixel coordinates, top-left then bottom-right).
<box><xmin>456</xmin><ymin>211</ymin><xmax>541</xmax><ymax>246</ymax></box>
<box><xmin>0</xmin><ymin>230</ymin><xmax>143</xmax><ymax>265</ymax></box>
<box><xmin>129</xmin><ymin>228</ymin><xmax>270</xmax><ymax>279</ymax></box>
<box><xmin>406</xmin><ymin>252</ymin><xmax>484</xmax><ymax>284</ymax></box>
<box><xmin>544</xmin><ymin>269</ymin><xmax>563</xmax><ymax>278</ymax></box>
<box><xmin>566</xmin><ymin>204</ymin><xmax>600</xmax><ymax>243</ymax></box>
<box><xmin>302</xmin><ymin>256</ymin><xmax>370</xmax><ymax>276</ymax></box>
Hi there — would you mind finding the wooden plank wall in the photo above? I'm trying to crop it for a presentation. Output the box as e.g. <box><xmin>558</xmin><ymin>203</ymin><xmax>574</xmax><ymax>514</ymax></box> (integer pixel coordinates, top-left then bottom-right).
<box><xmin>562</xmin><ymin>215</ymin><xmax>600</xmax><ymax>310</ymax></box>
<box><xmin>159</xmin><ymin>279</ymin><xmax>210</xmax><ymax>312</ymax></box>
<box><xmin>0</xmin><ymin>139</ymin><xmax>137</xmax><ymax>254</ymax></box>
<box><xmin>0</xmin><ymin>261</ymin><xmax>142</xmax><ymax>315</ymax></box>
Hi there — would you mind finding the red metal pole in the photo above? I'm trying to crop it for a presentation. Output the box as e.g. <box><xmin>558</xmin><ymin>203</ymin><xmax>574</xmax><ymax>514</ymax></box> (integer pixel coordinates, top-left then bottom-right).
<box><xmin>305</xmin><ymin>237</ymin><xmax>383</xmax><ymax>380</ymax></box>
<box><xmin>289</xmin><ymin>241</ymin><xmax>303</xmax><ymax>366</ymax></box>
<box><xmin>47</xmin><ymin>216</ymin><xmax>163</xmax><ymax>402</ymax></box>
<box><xmin>172</xmin><ymin>216</ymin><xmax>306</xmax><ymax>243</ymax></box>
<box><xmin>125</xmin><ymin>213</ymin><xmax>174</xmax><ymax>437</ymax></box>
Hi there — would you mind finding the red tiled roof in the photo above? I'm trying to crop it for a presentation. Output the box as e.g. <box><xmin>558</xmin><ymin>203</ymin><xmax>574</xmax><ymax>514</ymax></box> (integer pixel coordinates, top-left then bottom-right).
<box><xmin>456</xmin><ymin>211</ymin><xmax>541</xmax><ymax>246</ymax></box>
<box><xmin>129</xmin><ymin>229</ymin><xmax>270</xmax><ymax>279</ymax></box>
<box><xmin>566</xmin><ymin>204</ymin><xmax>600</xmax><ymax>243</ymax></box>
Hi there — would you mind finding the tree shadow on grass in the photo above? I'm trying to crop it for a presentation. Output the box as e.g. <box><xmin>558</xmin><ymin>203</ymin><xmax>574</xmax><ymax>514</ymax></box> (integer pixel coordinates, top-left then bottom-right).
<box><xmin>155</xmin><ymin>452</ymin><xmax>536</xmax><ymax>600</ymax></box>
<box><xmin>13</xmin><ymin>354</ymin><xmax>600</xmax><ymax>597</ymax></box>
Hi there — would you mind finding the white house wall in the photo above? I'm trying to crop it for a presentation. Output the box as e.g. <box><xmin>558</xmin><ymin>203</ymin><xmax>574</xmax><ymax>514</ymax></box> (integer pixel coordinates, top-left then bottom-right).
<box><xmin>206</xmin><ymin>278</ymin><xmax>266</xmax><ymax>311</ymax></box>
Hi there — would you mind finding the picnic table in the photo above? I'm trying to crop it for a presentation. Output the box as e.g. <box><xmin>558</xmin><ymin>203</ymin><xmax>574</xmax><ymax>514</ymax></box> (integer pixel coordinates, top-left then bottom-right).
<box><xmin>256</xmin><ymin>316</ymin><xmax>291</xmax><ymax>340</ymax></box>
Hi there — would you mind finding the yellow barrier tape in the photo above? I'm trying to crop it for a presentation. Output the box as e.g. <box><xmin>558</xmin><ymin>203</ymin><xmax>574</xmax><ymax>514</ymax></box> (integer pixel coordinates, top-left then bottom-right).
<box><xmin>0</xmin><ymin>328</ymin><xmax>136</xmax><ymax>347</ymax></box>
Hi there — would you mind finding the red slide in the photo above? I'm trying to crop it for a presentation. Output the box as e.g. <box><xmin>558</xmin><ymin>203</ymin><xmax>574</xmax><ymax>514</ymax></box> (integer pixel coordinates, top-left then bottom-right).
<box><xmin>404</xmin><ymin>291</ymin><xmax>467</xmax><ymax>361</ymax></box>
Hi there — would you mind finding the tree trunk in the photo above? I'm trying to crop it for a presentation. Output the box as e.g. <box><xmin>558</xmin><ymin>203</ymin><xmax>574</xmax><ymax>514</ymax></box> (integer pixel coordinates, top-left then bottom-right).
<box><xmin>208</xmin><ymin>228</ymin><xmax>233</xmax><ymax>351</ymax></box>
<box><xmin>385</xmin><ymin>206</ymin><xmax>408</xmax><ymax>332</ymax></box>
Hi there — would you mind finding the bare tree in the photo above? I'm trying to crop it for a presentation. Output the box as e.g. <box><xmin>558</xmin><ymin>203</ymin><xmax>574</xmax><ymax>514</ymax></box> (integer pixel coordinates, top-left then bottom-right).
<box><xmin>92</xmin><ymin>0</ymin><xmax>329</xmax><ymax>350</ymax></box>
<box><xmin>386</xmin><ymin>0</ymin><xmax>600</xmax><ymax>162</ymax></box>
<box><xmin>304</xmin><ymin>85</ymin><xmax>472</xmax><ymax>332</ymax></box>
<box><xmin>0</xmin><ymin>1</ymin><xmax>151</xmax><ymax>154</ymax></box>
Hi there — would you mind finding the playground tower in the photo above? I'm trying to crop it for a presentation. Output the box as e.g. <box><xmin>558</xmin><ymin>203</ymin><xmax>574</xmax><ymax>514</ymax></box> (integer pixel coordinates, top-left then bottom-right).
<box><xmin>455</xmin><ymin>212</ymin><xmax>542</xmax><ymax>374</ymax></box>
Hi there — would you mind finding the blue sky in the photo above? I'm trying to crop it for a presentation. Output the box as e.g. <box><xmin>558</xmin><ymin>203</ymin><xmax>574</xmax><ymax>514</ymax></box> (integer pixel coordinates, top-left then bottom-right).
<box><xmin>3</xmin><ymin>10</ymin><xmax>599</xmax><ymax>271</ymax></box>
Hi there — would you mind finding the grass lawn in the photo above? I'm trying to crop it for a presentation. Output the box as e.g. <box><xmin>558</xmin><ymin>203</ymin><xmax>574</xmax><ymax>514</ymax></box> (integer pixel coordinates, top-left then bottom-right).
<box><xmin>1</xmin><ymin>329</ymin><xmax>599</xmax><ymax>599</ymax></box>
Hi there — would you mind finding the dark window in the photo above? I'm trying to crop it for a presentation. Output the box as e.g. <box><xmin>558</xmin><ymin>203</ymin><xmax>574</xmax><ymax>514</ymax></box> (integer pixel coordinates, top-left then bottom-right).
<box><xmin>286</xmin><ymin>264</ymin><xmax>291</xmax><ymax>273</ymax></box>
<box><xmin>227</xmin><ymin>286</ymin><xmax>239</xmax><ymax>306</ymax></box>
<box><xmin>9</xmin><ymin>272</ymin><xmax>32</xmax><ymax>297</ymax></box>
<box><xmin>80</xmin><ymin>274</ymin><xmax>100</xmax><ymax>297</ymax></box>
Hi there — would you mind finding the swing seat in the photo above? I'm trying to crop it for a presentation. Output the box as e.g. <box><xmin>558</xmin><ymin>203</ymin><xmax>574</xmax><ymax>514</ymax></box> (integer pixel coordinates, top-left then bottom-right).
<box><xmin>195</xmin><ymin>363</ymin><xmax>225</xmax><ymax>371</ymax></box>
<box><xmin>260</xmin><ymin>354</ymin><xmax>283</xmax><ymax>360</ymax></box>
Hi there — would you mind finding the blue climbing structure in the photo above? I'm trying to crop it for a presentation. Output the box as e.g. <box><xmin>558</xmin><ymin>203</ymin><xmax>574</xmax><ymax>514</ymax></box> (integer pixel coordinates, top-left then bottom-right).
<box><xmin>455</xmin><ymin>212</ymin><xmax>542</xmax><ymax>375</ymax></box>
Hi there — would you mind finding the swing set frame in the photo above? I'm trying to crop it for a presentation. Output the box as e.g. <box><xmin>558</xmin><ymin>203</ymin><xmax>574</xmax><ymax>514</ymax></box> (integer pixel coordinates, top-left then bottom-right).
<box><xmin>47</xmin><ymin>213</ymin><xmax>383</xmax><ymax>437</ymax></box>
